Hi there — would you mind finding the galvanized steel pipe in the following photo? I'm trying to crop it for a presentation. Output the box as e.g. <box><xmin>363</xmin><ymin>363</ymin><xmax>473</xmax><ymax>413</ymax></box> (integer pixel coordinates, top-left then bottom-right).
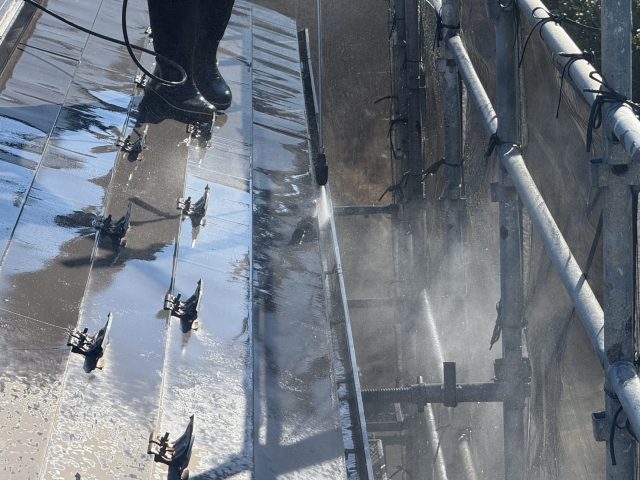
<box><xmin>499</xmin><ymin>145</ymin><xmax>606</xmax><ymax>368</ymax></box>
<box><xmin>446</xmin><ymin>36</ymin><xmax>606</xmax><ymax>368</ymax></box>
<box><xmin>446</xmin><ymin>35</ymin><xmax>498</xmax><ymax>136</ymax></box>
<box><xmin>516</xmin><ymin>0</ymin><xmax>640</xmax><ymax>161</ymax></box>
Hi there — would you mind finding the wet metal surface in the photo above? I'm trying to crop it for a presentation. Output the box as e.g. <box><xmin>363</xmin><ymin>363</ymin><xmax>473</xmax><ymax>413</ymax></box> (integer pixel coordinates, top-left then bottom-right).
<box><xmin>0</xmin><ymin>0</ymin><xmax>350</xmax><ymax>478</ymax></box>
<box><xmin>0</xmin><ymin>0</ymin><xmax>148</xmax><ymax>477</ymax></box>
<box><xmin>250</xmin><ymin>5</ymin><xmax>346</xmax><ymax>478</ymax></box>
<box><xmin>151</xmin><ymin>5</ymin><xmax>253</xmax><ymax>479</ymax></box>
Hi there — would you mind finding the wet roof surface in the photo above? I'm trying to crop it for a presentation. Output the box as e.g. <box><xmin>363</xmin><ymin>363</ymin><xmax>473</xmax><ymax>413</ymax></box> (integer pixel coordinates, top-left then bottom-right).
<box><xmin>0</xmin><ymin>0</ymin><xmax>347</xmax><ymax>478</ymax></box>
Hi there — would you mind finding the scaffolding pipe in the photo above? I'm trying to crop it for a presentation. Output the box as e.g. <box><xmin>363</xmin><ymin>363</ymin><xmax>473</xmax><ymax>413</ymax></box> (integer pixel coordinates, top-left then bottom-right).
<box><xmin>457</xmin><ymin>430</ymin><xmax>480</xmax><ymax>480</ymax></box>
<box><xmin>424</xmin><ymin>404</ymin><xmax>449</xmax><ymax>480</ymax></box>
<box><xmin>499</xmin><ymin>146</ymin><xmax>606</xmax><ymax>368</ymax></box>
<box><xmin>441</xmin><ymin>0</ymin><xmax>464</xmax><ymax>200</ymax></box>
<box><xmin>445</xmin><ymin>34</ymin><xmax>607</xmax><ymax>368</ymax></box>
<box><xmin>515</xmin><ymin>0</ymin><xmax>640</xmax><ymax>161</ymax></box>
<box><xmin>446</xmin><ymin>36</ymin><xmax>497</xmax><ymax>136</ymax></box>
<box><xmin>494</xmin><ymin>4</ymin><xmax>526</xmax><ymax>477</ymax></box>
<box><xmin>600</xmin><ymin>0</ymin><xmax>636</xmax><ymax>476</ymax></box>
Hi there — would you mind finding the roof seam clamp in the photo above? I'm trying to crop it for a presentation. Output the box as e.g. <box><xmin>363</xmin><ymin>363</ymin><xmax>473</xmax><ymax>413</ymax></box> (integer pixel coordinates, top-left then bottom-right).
<box><xmin>117</xmin><ymin>126</ymin><xmax>147</xmax><ymax>161</ymax></box>
<box><xmin>148</xmin><ymin>415</ymin><xmax>195</xmax><ymax>477</ymax></box>
<box><xmin>164</xmin><ymin>279</ymin><xmax>203</xmax><ymax>330</ymax></box>
<box><xmin>135</xmin><ymin>74</ymin><xmax>149</xmax><ymax>89</ymax></box>
<box><xmin>177</xmin><ymin>185</ymin><xmax>210</xmax><ymax>226</ymax></box>
<box><xmin>67</xmin><ymin>313</ymin><xmax>113</xmax><ymax>370</ymax></box>
<box><xmin>93</xmin><ymin>201</ymin><xmax>132</xmax><ymax>248</ymax></box>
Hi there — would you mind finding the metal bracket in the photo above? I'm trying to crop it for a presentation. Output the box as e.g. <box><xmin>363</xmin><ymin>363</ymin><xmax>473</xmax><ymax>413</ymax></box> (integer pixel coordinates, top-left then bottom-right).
<box><xmin>443</xmin><ymin>362</ymin><xmax>458</xmax><ymax>407</ymax></box>
<box><xmin>93</xmin><ymin>202</ymin><xmax>132</xmax><ymax>248</ymax></box>
<box><xmin>494</xmin><ymin>357</ymin><xmax>532</xmax><ymax>384</ymax></box>
<box><xmin>186</xmin><ymin>121</ymin><xmax>212</xmax><ymax>140</ymax></box>
<box><xmin>164</xmin><ymin>279</ymin><xmax>203</xmax><ymax>329</ymax></box>
<box><xmin>135</xmin><ymin>74</ymin><xmax>149</xmax><ymax>89</ymax></box>
<box><xmin>177</xmin><ymin>185</ymin><xmax>210</xmax><ymax>226</ymax></box>
<box><xmin>67</xmin><ymin>313</ymin><xmax>112</xmax><ymax>361</ymax></box>
<box><xmin>148</xmin><ymin>415</ymin><xmax>195</xmax><ymax>474</ymax></box>
<box><xmin>592</xmin><ymin>410</ymin><xmax>608</xmax><ymax>442</ymax></box>
<box><xmin>590</xmin><ymin>158</ymin><xmax>640</xmax><ymax>187</ymax></box>
<box><xmin>117</xmin><ymin>129</ymin><xmax>146</xmax><ymax>161</ymax></box>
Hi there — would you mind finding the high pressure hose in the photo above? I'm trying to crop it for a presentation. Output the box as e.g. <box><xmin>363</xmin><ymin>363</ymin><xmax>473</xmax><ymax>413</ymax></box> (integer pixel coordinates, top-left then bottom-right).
<box><xmin>21</xmin><ymin>0</ymin><xmax>187</xmax><ymax>86</ymax></box>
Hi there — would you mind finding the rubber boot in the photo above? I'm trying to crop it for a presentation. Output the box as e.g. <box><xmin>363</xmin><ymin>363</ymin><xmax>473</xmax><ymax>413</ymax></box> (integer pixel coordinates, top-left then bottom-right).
<box><xmin>193</xmin><ymin>0</ymin><xmax>235</xmax><ymax>110</ymax></box>
<box><xmin>146</xmin><ymin>0</ymin><xmax>215</xmax><ymax>118</ymax></box>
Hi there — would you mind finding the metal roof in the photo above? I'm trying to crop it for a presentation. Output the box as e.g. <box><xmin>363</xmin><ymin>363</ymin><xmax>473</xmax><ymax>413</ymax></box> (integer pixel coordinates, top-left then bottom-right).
<box><xmin>0</xmin><ymin>1</ymin><xmax>365</xmax><ymax>477</ymax></box>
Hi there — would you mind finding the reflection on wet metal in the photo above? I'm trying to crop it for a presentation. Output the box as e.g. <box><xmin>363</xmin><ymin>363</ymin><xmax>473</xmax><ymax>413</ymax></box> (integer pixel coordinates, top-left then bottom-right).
<box><xmin>148</xmin><ymin>414</ymin><xmax>195</xmax><ymax>478</ymax></box>
<box><xmin>0</xmin><ymin>0</ymin><xmax>148</xmax><ymax>475</ymax></box>
<box><xmin>0</xmin><ymin>0</ymin><xmax>358</xmax><ymax>477</ymax></box>
<box><xmin>67</xmin><ymin>311</ymin><xmax>112</xmax><ymax>371</ymax></box>
<box><xmin>92</xmin><ymin>200</ymin><xmax>132</xmax><ymax>249</ymax></box>
<box><xmin>251</xmin><ymin>4</ymin><xmax>348</xmax><ymax>478</ymax></box>
<box><xmin>177</xmin><ymin>184</ymin><xmax>210</xmax><ymax>225</ymax></box>
<box><xmin>164</xmin><ymin>278</ymin><xmax>203</xmax><ymax>331</ymax></box>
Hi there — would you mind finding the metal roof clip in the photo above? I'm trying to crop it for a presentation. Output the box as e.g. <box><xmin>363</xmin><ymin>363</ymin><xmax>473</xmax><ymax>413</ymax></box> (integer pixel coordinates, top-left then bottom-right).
<box><xmin>67</xmin><ymin>313</ymin><xmax>113</xmax><ymax>368</ymax></box>
<box><xmin>177</xmin><ymin>185</ymin><xmax>210</xmax><ymax>226</ymax></box>
<box><xmin>164</xmin><ymin>279</ymin><xmax>203</xmax><ymax>330</ymax></box>
<box><xmin>117</xmin><ymin>127</ymin><xmax>147</xmax><ymax>161</ymax></box>
<box><xmin>93</xmin><ymin>201</ymin><xmax>132</xmax><ymax>248</ymax></box>
<box><xmin>135</xmin><ymin>74</ymin><xmax>149</xmax><ymax>89</ymax></box>
<box><xmin>148</xmin><ymin>415</ymin><xmax>195</xmax><ymax>477</ymax></box>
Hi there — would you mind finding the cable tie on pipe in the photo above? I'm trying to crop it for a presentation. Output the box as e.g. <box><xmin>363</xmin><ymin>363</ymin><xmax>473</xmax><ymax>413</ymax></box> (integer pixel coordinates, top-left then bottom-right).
<box><xmin>518</xmin><ymin>7</ymin><xmax>600</xmax><ymax>69</ymax></box>
<box><xmin>584</xmin><ymin>71</ymin><xmax>640</xmax><ymax>152</ymax></box>
<box><xmin>378</xmin><ymin>170</ymin><xmax>412</xmax><ymax>202</ymax></box>
<box><xmin>555</xmin><ymin>51</ymin><xmax>596</xmax><ymax>119</ymax></box>
<box><xmin>489</xmin><ymin>300</ymin><xmax>502</xmax><ymax>350</ymax></box>
<box><xmin>374</xmin><ymin>95</ymin><xmax>396</xmax><ymax>105</ymax></box>
<box><xmin>485</xmin><ymin>134</ymin><xmax>521</xmax><ymax>158</ymax></box>
<box><xmin>433</xmin><ymin>10</ymin><xmax>460</xmax><ymax>50</ymax></box>
<box><xmin>604</xmin><ymin>387</ymin><xmax>619</xmax><ymax>401</ymax></box>
<box><xmin>378</xmin><ymin>160</ymin><xmax>450</xmax><ymax>202</ymax></box>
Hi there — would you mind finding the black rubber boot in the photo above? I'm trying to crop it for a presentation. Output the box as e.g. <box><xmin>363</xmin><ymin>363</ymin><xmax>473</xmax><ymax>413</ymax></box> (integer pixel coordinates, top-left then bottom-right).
<box><xmin>146</xmin><ymin>0</ymin><xmax>215</xmax><ymax>118</ymax></box>
<box><xmin>194</xmin><ymin>0</ymin><xmax>235</xmax><ymax>110</ymax></box>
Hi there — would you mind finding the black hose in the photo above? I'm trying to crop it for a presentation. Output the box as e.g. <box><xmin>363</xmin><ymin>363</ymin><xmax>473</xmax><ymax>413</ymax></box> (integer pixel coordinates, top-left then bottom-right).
<box><xmin>22</xmin><ymin>0</ymin><xmax>186</xmax><ymax>86</ymax></box>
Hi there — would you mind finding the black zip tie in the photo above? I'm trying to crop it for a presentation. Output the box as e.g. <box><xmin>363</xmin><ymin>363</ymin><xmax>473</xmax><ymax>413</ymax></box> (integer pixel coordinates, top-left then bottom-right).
<box><xmin>485</xmin><ymin>133</ymin><xmax>521</xmax><ymax>158</ymax></box>
<box><xmin>378</xmin><ymin>160</ymin><xmax>449</xmax><ymax>202</ymax></box>
<box><xmin>421</xmin><ymin>158</ymin><xmax>446</xmax><ymax>179</ymax></box>
<box><xmin>374</xmin><ymin>95</ymin><xmax>396</xmax><ymax>105</ymax></box>
<box><xmin>433</xmin><ymin>10</ymin><xmax>460</xmax><ymax>50</ymax></box>
<box><xmin>485</xmin><ymin>133</ymin><xmax>502</xmax><ymax>158</ymax></box>
<box><xmin>609</xmin><ymin>405</ymin><xmax>638</xmax><ymax>466</ymax></box>
<box><xmin>584</xmin><ymin>71</ymin><xmax>640</xmax><ymax>152</ymax></box>
<box><xmin>379</xmin><ymin>170</ymin><xmax>412</xmax><ymax>202</ymax></box>
<box><xmin>555</xmin><ymin>51</ymin><xmax>596</xmax><ymax>119</ymax></box>
<box><xmin>519</xmin><ymin>7</ymin><xmax>600</xmax><ymax>69</ymax></box>
<box><xmin>489</xmin><ymin>301</ymin><xmax>502</xmax><ymax>350</ymax></box>
<box><xmin>604</xmin><ymin>387</ymin><xmax>620</xmax><ymax>401</ymax></box>
<box><xmin>610</xmin><ymin>405</ymin><xmax>624</xmax><ymax>465</ymax></box>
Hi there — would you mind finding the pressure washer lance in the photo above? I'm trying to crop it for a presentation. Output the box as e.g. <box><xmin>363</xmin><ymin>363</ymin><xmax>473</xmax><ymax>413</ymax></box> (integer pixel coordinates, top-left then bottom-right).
<box><xmin>314</xmin><ymin>0</ymin><xmax>329</xmax><ymax>186</ymax></box>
